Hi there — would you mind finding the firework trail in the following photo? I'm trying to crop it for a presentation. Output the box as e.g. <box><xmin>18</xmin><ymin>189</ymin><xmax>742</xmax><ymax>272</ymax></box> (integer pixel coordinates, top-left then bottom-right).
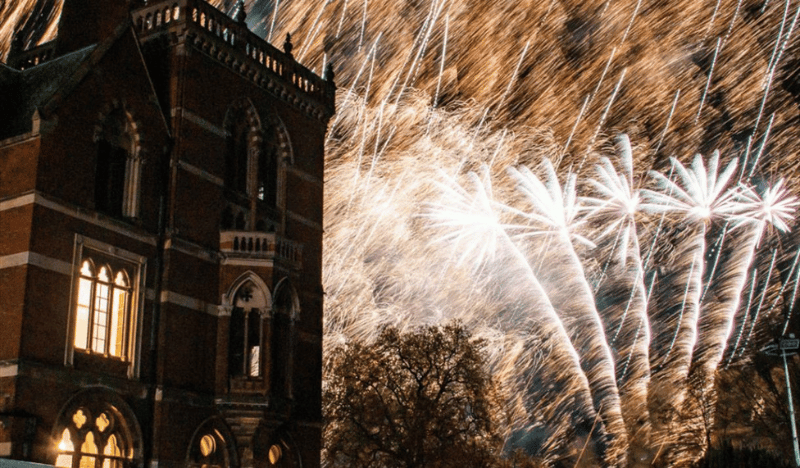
<box><xmin>423</xmin><ymin>167</ymin><xmax>607</xmax><ymax>464</ymax></box>
<box><xmin>638</xmin><ymin>153</ymin><xmax>740</xmax><ymax>459</ymax></box>
<box><xmin>582</xmin><ymin>135</ymin><xmax>652</xmax><ymax>466</ymax></box>
<box><xmin>5</xmin><ymin>0</ymin><xmax>800</xmax><ymax>465</ymax></box>
<box><xmin>677</xmin><ymin>180</ymin><xmax>798</xmax><ymax>462</ymax></box>
<box><xmin>504</xmin><ymin>161</ymin><xmax>628</xmax><ymax>465</ymax></box>
<box><xmin>695</xmin><ymin>180</ymin><xmax>797</xmax><ymax>383</ymax></box>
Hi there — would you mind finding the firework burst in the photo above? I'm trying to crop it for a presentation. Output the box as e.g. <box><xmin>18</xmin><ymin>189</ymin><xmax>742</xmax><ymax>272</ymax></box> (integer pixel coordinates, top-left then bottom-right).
<box><xmin>5</xmin><ymin>0</ymin><xmax>800</xmax><ymax>465</ymax></box>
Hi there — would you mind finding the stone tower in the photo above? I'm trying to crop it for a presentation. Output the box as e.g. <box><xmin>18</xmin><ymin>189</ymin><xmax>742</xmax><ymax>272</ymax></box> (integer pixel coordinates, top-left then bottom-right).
<box><xmin>0</xmin><ymin>1</ymin><xmax>335</xmax><ymax>467</ymax></box>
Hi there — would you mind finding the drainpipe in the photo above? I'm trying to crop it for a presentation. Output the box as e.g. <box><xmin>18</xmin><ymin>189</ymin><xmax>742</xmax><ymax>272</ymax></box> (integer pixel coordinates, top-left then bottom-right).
<box><xmin>147</xmin><ymin>135</ymin><xmax>172</xmax><ymax>468</ymax></box>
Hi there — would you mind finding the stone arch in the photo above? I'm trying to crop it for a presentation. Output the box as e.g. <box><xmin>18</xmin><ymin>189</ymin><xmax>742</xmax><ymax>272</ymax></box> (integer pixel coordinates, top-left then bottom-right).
<box><xmin>51</xmin><ymin>387</ymin><xmax>144</xmax><ymax>468</ymax></box>
<box><xmin>222</xmin><ymin>271</ymin><xmax>271</xmax><ymax>311</ymax></box>
<box><xmin>221</xmin><ymin>100</ymin><xmax>293</xmax><ymax>232</ymax></box>
<box><xmin>222</xmin><ymin>98</ymin><xmax>263</xmax><ymax>139</ymax></box>
<box><xmin>92</xmin><ymin>101</ymin><xmax>144</xmax><ymax>218</ymax></box>
<box><xmin>271</xmin><ymin>277</ymin><xmax>299</xmax><ymax>321</ymax></box>
<box><xmin>93</xmin><ymin>100</ymin><xmax>142</xmax><ymax>158</ymax></box>
<box><xmin>186</xmin><ymin>416</ymin><xmax>239</xmax><ymax>468</ymax></box>
<box><xmin>260</xmin><ymin>108</ymin><xmax>293</xmax><ymax>166</ymax></box>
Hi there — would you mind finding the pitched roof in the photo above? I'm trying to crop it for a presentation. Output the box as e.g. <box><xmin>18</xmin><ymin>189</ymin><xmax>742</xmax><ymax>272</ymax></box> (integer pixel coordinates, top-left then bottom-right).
<box><xmin>0</xmin><ymin>44</ymin><xmax>96</xmax><ymax>140</ymax></box>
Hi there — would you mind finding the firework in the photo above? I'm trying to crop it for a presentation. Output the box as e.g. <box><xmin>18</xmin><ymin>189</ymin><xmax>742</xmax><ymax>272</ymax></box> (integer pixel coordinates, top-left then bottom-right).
<box><xmin>5</xmin><ymin>0</ymin><xmax>800</xmax><ymax>465</ymax></box>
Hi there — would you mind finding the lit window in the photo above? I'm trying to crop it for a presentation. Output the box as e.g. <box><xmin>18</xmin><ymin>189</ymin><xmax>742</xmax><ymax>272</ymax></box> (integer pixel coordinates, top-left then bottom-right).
<box><xmin>268</xmin><ymin>444</ymin><xmax>282</xmax><ymax>464</ymax></box>
<box><xmin>54</xmin><ymin>408</ymin><xmax>132</xmax><ymax>468</ymax></box>
<box><xmin>199</xmin><ymin>435</ymin><xmax>216</xmax><ymax>457</ymax></box>
<box><xmin>55</xmin><ymin>430</ymin><xmax>75</xmax><ymax>468</ymax></box>
<box><xmin>229</xmin><ymin>305</ymin><xmax>263</xmax><ymax>378</ymax></box>
<box><xmin>188</xmin><ymin>428</ymin><xmax>229</xmax><ymax>468</ymax></box>
<box><xmin>73</xmin><ymin>259</ymin><xmax>133</xmax><ymax>359</ymax></box>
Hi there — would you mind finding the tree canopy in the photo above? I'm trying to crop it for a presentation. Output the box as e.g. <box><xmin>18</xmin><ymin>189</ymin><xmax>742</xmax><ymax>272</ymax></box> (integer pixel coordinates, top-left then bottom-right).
<box><xmin>323</xmin><ymin>323</ymin><xmax>512</xmax><ymax>468</ymax></box>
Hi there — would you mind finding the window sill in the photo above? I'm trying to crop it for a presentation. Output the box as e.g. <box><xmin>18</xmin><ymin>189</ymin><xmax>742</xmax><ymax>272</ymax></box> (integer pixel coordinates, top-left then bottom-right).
<box><xmin>73</xmin><ymin>351</ymin><xmax>130</xmax><ymax>377</ymax></box>
<box><xmin>229</xmin><ymin>376</ymin><xmax>266</xmax><ymax>393</ymax></box>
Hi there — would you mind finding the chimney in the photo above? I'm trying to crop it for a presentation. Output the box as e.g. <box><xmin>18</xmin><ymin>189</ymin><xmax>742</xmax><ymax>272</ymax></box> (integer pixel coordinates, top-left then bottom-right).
<box><xmin>55</xmin><ymin>0</ymin><xmax>140</xmax><ymax>56</ymax></box>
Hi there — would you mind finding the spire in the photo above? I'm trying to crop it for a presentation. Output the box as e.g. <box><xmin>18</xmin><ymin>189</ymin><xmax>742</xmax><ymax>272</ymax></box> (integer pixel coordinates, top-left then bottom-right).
<box><xmin>324</xmin><ymin>62</ymin><xmax>335</xmax><ymax>85</ymax></box>
<box><xmin>283</xmin><ymin>33</ymin><xmax>293</xmax><ymax>58</ymax></box>
<box><xmin>232</xmin><ymin>0</ymin><xmax>247</xmax><ymax>24</ymax></box>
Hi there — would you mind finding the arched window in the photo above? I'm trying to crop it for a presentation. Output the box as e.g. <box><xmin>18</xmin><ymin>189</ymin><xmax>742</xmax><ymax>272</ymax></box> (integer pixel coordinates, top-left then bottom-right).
<box><xmin>54</xmin><ymin>406</ymin><xmax>134</xmax><ymax>468</ymax></box>
<box><xmin>271</xmin><ymin>281</ymin><xmax>296</xmax><ymax>398</ymax></box>
<box><xmin>225</xmin><ymin>118</ymin><xmax>250</xmax><ymax>193</ymax></box>
<box><xmin>74</xmin><ymin>260</ymin><xmax>132</xmax><ymax>359</ymax></box>
<box><xmin>222</xmin><ymin>101</ymin><xmax>290</xmax><ymax>215</ymax></box>
<box><xmin>188</xmin><ymin>432</ymin><xmax>228</xmax><ymax>468</ymax></box>
<box><xmin>95</xmin><ymin>108</ymin><xmax>139</xmax><ymax>218</ymax></box>
<box><xmin>228</xmin><ymin>280</ymin><xmax>268</xmax><ymax>379</ymax></box>
<box><xmin>186</xmin><ymin>419</ymin><xmax>236</xmax><ymax>468</ymax></box>
<box><xmin>256</xmin><ymin>129</ymin><xmax>279</xmax><ymax>205</ymax></box>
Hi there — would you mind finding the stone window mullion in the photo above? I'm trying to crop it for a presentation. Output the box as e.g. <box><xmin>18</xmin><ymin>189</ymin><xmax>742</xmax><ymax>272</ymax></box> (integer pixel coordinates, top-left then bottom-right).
<box><xmin>242</xmin><ymin>309</ymin><xmax>250</xmax><ymax>376</ymax></box>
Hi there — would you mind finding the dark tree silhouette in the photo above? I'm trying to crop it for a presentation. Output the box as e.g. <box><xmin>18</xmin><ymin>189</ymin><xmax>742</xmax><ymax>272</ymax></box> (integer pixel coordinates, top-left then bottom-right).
<box><xmin>323</xmin><ymin>323</ymin><xmax>512</xmax><ymax>468</ymax></box>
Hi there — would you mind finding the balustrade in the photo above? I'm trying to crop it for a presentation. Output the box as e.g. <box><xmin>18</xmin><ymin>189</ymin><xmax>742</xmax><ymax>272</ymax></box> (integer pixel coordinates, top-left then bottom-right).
<box><xmin>220</xmin><ymin>231</ymin><xmax>302</xmax><ymax>267</ymax></box>
<box><xmin>6</xmin><ymin>0</ymin><xmax>334</xmax><ymax>114</ymax></box>
<box><xmin>132</xmin><ymin>0</ymin><xmax>334</xmax><ymax>108</ymax></box>
<box><xmin>9</xmin><ymin>40</ymin><xmax>56</xmax><ymax>70</ymax></box>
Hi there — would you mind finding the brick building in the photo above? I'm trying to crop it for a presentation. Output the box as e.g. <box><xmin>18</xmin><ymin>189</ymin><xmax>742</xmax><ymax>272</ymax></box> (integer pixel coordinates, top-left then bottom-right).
<box><xmin>0</xmin><ymin>1</ymin><xmax>335</xmax><ymax>467</ymax></box>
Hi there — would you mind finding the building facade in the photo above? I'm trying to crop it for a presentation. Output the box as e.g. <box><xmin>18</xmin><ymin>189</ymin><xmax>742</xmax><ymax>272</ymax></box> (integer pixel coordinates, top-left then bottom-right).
<box><xmin>0</xmin><ymin>1</ymin><xmax>335</xmax><ymax>467</ymax></box>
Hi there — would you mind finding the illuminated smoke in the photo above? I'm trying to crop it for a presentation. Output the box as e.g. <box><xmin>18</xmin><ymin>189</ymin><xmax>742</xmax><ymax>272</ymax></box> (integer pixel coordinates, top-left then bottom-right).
<box><xmin>5</xmin><ymin>0</ymin><xmax>800</xmax><ymax>466</ymax></box>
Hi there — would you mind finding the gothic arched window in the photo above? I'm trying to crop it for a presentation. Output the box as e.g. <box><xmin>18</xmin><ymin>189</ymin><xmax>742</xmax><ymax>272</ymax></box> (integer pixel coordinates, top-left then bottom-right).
<box><xmin>54</xmin><ymin>406</ymin><xmax>135</xmax><ymax>468</ymax></box>
<box><xmin>228</xmin><ymin>281</ymin><xmax>267</xmax><ymax>379</ymax></box>
<box><xmin>256</xmin><ymin>129</ymin><xmax>279</xmax><ymax>206</ymax></box>
<box><xmin>270</xmin><ymin>281</ymin><xmax>296</xmax><ymax>398</ymax></box>
<box><xmin>95</xmin><ymin>108</ymin><xmax>139</xmax><ymax>218</ymax></box>
<box><xmin>222</xmin><ymin>101</ymin><xmax>290</xmax><ymax>215</ymax></box>
<box><xmin>74</xmin><ymin>260</ymin><xmax>132</xmax><ymax>359</ymax></box>
<box><xmin>186</xmin><ymin>419</ymin><xmax>235</xmax><ymax>468</ymax></box>
<box><xmin>225</xmin><ymin>119</ymin><xmax>250</xmax><ymax>194</ymax></box>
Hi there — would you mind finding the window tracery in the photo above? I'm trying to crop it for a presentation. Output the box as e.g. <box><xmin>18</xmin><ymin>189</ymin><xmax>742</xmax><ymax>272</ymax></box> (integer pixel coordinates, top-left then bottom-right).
<box><xmin>54</xmin><ymin>406</ymin><xmax>133</xmax><ymax>468</ymax></box>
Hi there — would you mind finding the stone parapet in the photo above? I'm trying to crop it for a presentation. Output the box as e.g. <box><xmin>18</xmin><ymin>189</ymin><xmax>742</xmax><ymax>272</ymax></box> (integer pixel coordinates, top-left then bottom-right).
<box><xmin>7</xmin><ymin>41</ymin><xmax>56</xmax><ymax>70</ymax></box>
<box><xmin>220</xmin><ymin>230</ymin><xmax>303</xmax><ymax>269</ymax></box>
<box><xmin>132</xmin><ymin>0</ymin><xmax>336</xmax><ymax>122</ymax></box>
